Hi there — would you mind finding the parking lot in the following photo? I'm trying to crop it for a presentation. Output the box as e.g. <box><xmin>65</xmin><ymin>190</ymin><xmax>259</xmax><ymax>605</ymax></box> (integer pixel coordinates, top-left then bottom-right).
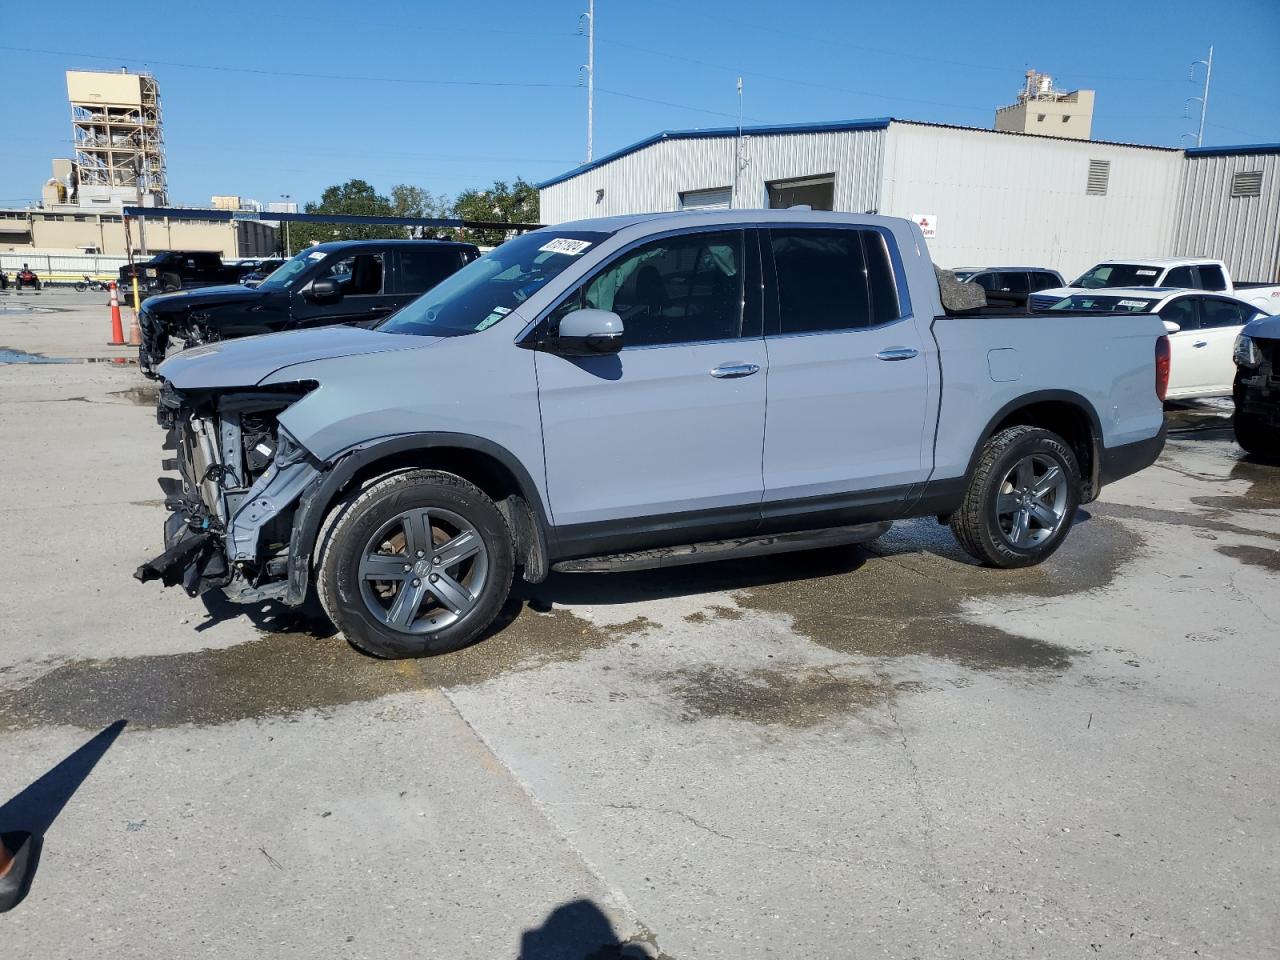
<box><xmin>2</xmin><ymin>289</ymin><xmax>1278</xmax><ymax>958</ymax></box>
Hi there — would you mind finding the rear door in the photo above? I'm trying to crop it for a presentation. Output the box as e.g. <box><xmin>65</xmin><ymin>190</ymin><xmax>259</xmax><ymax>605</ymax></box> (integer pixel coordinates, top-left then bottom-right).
<box><xmin>1194</xmin><ymin>297</ymin><xmax>1256</xmax><ymax>394</ymax></box>
<box><xmin>761</xmin><ymin>226</ymin><xmax>932</xmax><ymax>518</ymax></box>
<box><xmin>534</xmin><ymin>227</ymin><xmax>767</xmax><ymax>537</ymax></box>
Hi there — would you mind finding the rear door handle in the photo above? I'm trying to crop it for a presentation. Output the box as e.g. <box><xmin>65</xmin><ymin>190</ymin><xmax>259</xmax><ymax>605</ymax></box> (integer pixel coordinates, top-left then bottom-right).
<box><xmin>1193</xmin><ymin>340</ymin><xmax>1208</xmax><ymax>348</ymax></box>
<box><xmin>876</xmin><ymin>347</ymin><xmax>919</xmax><ymax>361</ymax></box>
<box><xmin>710</xmin><ymin>362</ymin><xmax>760</xmax><ymax>379</ymax></box>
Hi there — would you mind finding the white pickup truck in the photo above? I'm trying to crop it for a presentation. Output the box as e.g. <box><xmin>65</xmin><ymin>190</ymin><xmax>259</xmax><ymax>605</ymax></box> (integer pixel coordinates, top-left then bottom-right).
<box><xmin>1031</xmin><ymin>258</ymin><xmax>1280</xmax><ymax>314</ymax></box>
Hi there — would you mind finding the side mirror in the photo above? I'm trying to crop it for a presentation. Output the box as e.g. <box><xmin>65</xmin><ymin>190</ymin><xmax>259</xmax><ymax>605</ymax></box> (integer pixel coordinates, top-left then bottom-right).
<box><xmin>548</xmin><ymin>308</ymin><xmax>624</xmax><ymax>356</ymax></box>
<box><xmin>307</xmin><ymin>278</ymin><xmax>343</xmax><ymax>304</ymax></box>
<box><xmin>1162</xmin><ymin>320</ymin><xmax>1181</xmax><ymax>334</ymax></box>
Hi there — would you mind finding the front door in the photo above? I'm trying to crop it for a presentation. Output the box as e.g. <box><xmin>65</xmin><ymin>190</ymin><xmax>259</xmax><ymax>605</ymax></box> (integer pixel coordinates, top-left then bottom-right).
<box><xmin>290</xmin><ymin>249</ymin><xmax>399</xmax><ymax>329</ymax></box>
<box><xmin>761</xmin><ymin>226</ymin><xmax>933</xmax><ymax>517</ymax></box>
<box><xmin>534</xmin><ymin>228</ymin><xmax>767</xmax><ymax>544</ymax></box>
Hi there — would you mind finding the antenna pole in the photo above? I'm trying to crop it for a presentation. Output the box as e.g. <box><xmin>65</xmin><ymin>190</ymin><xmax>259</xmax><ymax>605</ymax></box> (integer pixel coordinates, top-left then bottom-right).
<box><xmin>1190</xmin><ymin>45</ymin><xmax>1212</xmax><ymax>147</ymax></box>
<box><xmin>733</xmin><ymin>76</ymin><xmax>743</xmax><ymax>207</ymax></box>
<box><xmin>582</xmin><ymin>0</ymin><xmax>595</xmax><ymax>162</ymax></box>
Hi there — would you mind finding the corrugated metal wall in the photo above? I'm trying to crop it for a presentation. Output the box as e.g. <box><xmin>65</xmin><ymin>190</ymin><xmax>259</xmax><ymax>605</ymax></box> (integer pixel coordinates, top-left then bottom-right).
<box><xmin>1170</xmin><ymin>152</ymin><xmax>1280</xmax><ymax>282</ymax></box>
<box><xmin>540</xmin><ymin>128</ymin><xmax>885</xmax><ymax>223</ymax></box>
<box><xmin>880</xmin><ymin>122</ymin><xmax>1184</xmax><ymax>279</ymax></box>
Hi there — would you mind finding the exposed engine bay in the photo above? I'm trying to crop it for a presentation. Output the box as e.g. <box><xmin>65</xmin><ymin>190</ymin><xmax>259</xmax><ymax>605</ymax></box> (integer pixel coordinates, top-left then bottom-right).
<box><xmin>134</xmin><ymin>380</ymin><xmax>321</xmax><ymax>602</ymax></box>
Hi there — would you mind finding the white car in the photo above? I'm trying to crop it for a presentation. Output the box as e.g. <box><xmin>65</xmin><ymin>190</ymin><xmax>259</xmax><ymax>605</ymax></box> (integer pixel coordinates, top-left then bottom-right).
<box><xmin>1045</xmin><ymin>287</ymin><xmax>1268</xmax><ymax>399</ymax></box>
<box><xmin>1031</xmin><ymin>258</ymin><xmax>1280</xmax><ymax>315</ymax></box>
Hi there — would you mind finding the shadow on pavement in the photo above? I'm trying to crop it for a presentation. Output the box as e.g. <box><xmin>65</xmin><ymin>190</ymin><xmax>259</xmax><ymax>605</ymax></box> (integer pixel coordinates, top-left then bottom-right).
<box><xmin>519</xmin><ymin>899</ymin><xmax>661</xmax><ymax>959</ymax></box>
<box><xmin>0</xmin><ymin>719</ymin><xmax>127</xmax><ymax>911</ymax></box>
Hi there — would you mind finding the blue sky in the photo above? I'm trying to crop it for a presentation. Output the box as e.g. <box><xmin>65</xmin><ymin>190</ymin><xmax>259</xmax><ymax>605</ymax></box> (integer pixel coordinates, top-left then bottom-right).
<box><xmin>1</xmin><ymin>0</ymin><xmax>1277</xmax><ymax>209</ymax></box>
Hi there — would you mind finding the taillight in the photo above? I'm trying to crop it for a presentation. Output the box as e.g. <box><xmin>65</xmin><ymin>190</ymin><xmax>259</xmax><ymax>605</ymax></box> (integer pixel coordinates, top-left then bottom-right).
<box><xmin>1155</xmin><ymin>335</ymin><xmax>1171</xmax><ymax>401</ymax></box>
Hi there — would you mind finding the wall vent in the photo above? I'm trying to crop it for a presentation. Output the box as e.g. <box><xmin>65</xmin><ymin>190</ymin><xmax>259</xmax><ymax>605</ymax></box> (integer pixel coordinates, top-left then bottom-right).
<box><xmin>1231</xmin><ymin>170</ymin><xmax>1263</xmax><ymax>198</ymax></box>
<box><xmin>1086</xmin><ymin>159</ymin><xmax>1110</xmax><ymax>196</ymax></box>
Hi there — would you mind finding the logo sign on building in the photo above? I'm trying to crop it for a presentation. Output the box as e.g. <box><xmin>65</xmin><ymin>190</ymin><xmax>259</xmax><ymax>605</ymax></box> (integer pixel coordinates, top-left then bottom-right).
<box><xmin>912</xmin><ymin>214</ymin><xmax>937</xmax><ymax>239</ymax></box>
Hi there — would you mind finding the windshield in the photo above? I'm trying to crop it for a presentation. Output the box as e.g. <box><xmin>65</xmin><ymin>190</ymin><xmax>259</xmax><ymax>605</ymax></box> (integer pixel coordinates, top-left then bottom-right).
<box><xmin>378</xmin><ymin>230</ymin><xmax>609</xmax><ymax>337</ymax></box>
<box><xmin>256</xmin><ymin>248</ymin><xmax>330</xmax><ymax>290</ymax></box>
<box><xmin>1070</xmin><ymin>263</ymin><xmax>1163</xmax><ymax>289</ymax></box>
<box><xmin>1048</xmin><ymin>294</ymin><xmax>1159</xmax><ymax>312</ymax></box>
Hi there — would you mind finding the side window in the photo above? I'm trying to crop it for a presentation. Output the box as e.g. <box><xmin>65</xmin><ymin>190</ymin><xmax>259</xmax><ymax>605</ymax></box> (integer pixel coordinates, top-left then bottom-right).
<box><xmin>396</xmin><ymin>248</ymin><xmax>463</xmax><ymax>295</ymax></box>
<box><xmin>996</xmin><ymin>271</ymin><xmax>1030</xmax><ymax>294</ymax></box>
<box><xmin>972</xmin><ymin>272</ymin><xmax>999</xmax><ymax>292</ymax></box>
<box><xmin>1200</xmin><ymin>298</ymin><xmax>1250</xmax><ymax>329</ymax></box>
<box><xmin>1030</xmin><ymin>272</ymin><xmax>1060</xmax><ymax>291</ymax></box>
<box><xmin>1158</xmin><ymin>297</ymin><xmax>1199</xmax><ymax>331</ymax></box>
<box><xmin>318</xmin><ymin>252</ymin><xmax>385</xmax><ymax>296</ymax></box>
<box><xmin>557</xmin><ymin>230</ymin><xmax>744</xmax><ymax>348</ymax></box>
<box><xmin>1164</xmin><ymin>266</ymin><xmax>1196</xmax><ymax>288</ymax></box>
<box><xmin>771</xmin><ymin>228</ymin><xmax>900</xmax><ymax>334</ymax></box>
<box><xmin>1197</xmin><ymin>265</ymin><xmax>1227</xmax><ymax>291</ymax></box>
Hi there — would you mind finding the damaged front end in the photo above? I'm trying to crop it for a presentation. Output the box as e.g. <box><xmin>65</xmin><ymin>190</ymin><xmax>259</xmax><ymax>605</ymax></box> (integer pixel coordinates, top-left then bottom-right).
<box><xmin>134</xmin><ymin>380</ymin><xmax>321</xmax><ymax>604</ymax></box>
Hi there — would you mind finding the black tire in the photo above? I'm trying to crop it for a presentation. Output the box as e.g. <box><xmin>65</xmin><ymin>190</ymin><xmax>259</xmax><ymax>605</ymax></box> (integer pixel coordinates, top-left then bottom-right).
<box><xmin>74</xmin><ymin>281</ymin><xmax>88</xmax><ymax>293</ymax></box>
<box><xmin>951</xmin><ymin>425</ymin><xmax>1081</xmax><ymax>568</ymax></box>
<box><xmin>1234</xmin><ymin>412</ymin><xmax>1280</xmax><ymax>460</ymax></box>
<box><xmin>316</xmin><ymin>469</ymin><xmax>513</xmax><ymax>658</ymax></box>
<box><xmin>161</xmin><ymin>273</ymin><xmax>180</xmax><ymax>292</ymax></box>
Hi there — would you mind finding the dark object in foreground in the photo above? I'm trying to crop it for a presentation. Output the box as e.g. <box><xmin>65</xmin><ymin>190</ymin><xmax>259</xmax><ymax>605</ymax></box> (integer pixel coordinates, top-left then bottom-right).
<box><xmin>0</xmin><ymin>831</ymin><xmax>40</xmax><ymax>913</ymax></box>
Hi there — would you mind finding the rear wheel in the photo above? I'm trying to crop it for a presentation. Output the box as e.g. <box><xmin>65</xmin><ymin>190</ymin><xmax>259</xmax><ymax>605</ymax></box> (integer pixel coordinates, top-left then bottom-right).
<box><xmin>317</xmin><ymin>469</ymin><xmax>514</xmax><ymax>658</ymax></box>
<box><xmin>74</xmin><ymin>281</ymin><xmax>88</xmax><ymax>293</ymax></box>
<box><xmin>1234</xmin><ymin>411</ymin><xmax>1280</xmax><ymax>460</ymax></box>
<box><xmin>951</xmin><ymin>425</ymin><xmax>1081</xmax><ymax>568</ymax></box>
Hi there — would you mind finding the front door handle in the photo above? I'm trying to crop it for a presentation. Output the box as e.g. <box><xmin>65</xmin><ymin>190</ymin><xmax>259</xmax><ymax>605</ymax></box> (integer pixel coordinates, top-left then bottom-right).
<box><xmin>876</xmin><ymin>347</ymin><xmax>919</xmax><ymax>361</ymax></box>
<box><xmin>1193</xmin><ymin>340</ymin><xmax>1208</xmax><ymax>348</ymax></box>
<box><xmin>710</xmin><ymin>362</ymin><xmax>760</xmax><ymax>379</ymax></box>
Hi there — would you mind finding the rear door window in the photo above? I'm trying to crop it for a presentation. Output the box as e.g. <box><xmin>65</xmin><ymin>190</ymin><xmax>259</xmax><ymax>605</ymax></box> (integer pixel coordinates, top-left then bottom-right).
<box><xmin>1196</xmin><ymin>264</ymin><xmax>1227</xmax><ymax>291</ymax></box>
<box><xmin>395</xmin><ymin>247</ymin><xmax>465</xmax><ymax>296</ymax></box>
<box><xmin>770</xmin><ymin>228</ymin><xmax>901</xmax><ymax>334</ymax></box>
<box><xmin>1199</xmin><ymin>297</ymin><xmax>1252</xmax><ymax>328</ymax></box>
<box><xmin>1030</xmin><ymin>272</ymin><xmax>1060</xmax><ymax>291</ymax></box>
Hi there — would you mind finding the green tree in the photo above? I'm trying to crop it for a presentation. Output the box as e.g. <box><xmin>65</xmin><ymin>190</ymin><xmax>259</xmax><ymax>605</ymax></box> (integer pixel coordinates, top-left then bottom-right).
<box><xmin>390</xmin><ymin>184</ymin><xmax>453</xmax><ymax>238</ymax></box>
<box><xmin>288</xmin><ymin>179</ymin><xmax>402</xmax><ymax>248</ymax></box>
<box><xmin>452</xmin><ymin>178</ymin><xmax>540</xmax><ymax>246</ymax></box>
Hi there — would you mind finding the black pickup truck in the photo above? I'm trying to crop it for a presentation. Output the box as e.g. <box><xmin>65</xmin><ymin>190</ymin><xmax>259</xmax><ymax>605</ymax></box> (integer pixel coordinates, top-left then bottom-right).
<box><xmin>121</xmin><ymin>251</ymin><xmax>242</xmax><ymax>293</ymax></box>
<box><xmin>138</xmin><ymin>239</ymin><xmax>480</xmax><ymax>376</ymax></box>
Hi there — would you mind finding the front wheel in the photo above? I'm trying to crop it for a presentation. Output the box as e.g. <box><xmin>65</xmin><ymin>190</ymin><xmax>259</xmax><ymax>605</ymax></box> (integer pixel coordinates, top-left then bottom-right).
<box><xmin>74</xmin><ymin>281</ymin><xmax>87</xmax><ymax>292</ymax></box>
<box><xmin>316</xmin><ymin>469</ymin><xmax>514</xmax><ymax>658</ymax></box>
<box><xmin>951</xmin><ymin>425</ymin><xmax>1081</xmax><ymax>568</ymax></box>
<box><xmin>1234</xmin><ymin>411</ymin><xmax>1280</xmax><ymax>460</ymax></box>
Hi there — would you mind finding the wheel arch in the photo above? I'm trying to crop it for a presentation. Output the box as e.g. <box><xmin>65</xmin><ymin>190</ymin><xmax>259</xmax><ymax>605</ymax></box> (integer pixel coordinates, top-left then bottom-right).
<box><xmin>286</xmin><ymin>433</ymin><xmax>550</xmax><ymax>605</ymax></box>
<box><xmin>965</xmin><ymin>390</ymin><xmax>1104</xmax><ymax>502</ymax></box>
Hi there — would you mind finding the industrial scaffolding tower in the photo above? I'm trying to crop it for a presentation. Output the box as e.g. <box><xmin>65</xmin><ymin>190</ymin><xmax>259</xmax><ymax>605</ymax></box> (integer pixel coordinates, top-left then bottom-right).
<box><xmin>67</xmin><ymin>69</ymin><xmax>168</xmax><ymax>205</ymax></box>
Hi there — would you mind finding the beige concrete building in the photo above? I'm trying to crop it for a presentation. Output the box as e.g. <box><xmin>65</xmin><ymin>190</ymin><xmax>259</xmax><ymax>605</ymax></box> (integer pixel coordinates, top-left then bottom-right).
<box><xmin>995</xmin><ymin>70</ymin><xmax>1094</xmax><ymax>140</ymax></box>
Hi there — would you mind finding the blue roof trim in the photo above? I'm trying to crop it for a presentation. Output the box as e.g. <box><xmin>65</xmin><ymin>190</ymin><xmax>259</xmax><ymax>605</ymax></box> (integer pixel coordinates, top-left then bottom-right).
<box><xmin>536</xmin><ymin>117</ymin><xmax>893</xmax><ymax>189</ymax></box>
<box><xmin>1185</xmin><ymin>143</ymin><xmax>1280</xmax><ymax>157</ymax></box>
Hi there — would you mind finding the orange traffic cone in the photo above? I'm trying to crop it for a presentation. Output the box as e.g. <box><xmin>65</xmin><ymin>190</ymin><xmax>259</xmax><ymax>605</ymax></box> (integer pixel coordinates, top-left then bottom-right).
<box><xmin>108</xmin><ymin>282</ymin><xmax>125</xmax><ymax>346</ymax></box>
<box><xmin>127</xmin><ymin>307</ymin><xmax>142</xmax><ymax>347</ymax></box>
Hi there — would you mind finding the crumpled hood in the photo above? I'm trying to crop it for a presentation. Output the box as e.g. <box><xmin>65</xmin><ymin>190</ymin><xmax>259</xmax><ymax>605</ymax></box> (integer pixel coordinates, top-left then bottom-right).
<box><xmin>158</xmin><ymin>326</ymin><xmax>438</xmax><ymax>389</ymax></box>
<box><xmin>1243</xmin><ymin>312</ymin><xmax>1280</xmax><ymax>341</ymax></box>
<box><xmin>142</xmin><ymin>284</ymin><xmax>265</xmax><ymax>315</ymax></box>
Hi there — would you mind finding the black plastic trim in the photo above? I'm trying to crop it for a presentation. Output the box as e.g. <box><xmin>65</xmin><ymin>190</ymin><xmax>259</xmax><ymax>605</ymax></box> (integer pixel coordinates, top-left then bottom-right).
<box><xmin>1098</xmin><ymin>423</ymin><xmax>1168</xmax><ymax>487</ymax></box>
<box><xmin>961</xmin><ymin>389</ymin><xmax>1105</xmax><ymax>495</ymax></box>
<box><xmin>285</xmin><ymin>432</ymin><xmax>552</xmax><ymax>604</ymax></box>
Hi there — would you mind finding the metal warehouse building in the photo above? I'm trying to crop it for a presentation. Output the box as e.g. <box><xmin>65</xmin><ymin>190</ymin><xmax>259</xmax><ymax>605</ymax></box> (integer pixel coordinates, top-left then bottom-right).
<box><xmin>538</xmin><ymin>119</ymin><xmax>1280</xmax><ymax>283</ymax></box>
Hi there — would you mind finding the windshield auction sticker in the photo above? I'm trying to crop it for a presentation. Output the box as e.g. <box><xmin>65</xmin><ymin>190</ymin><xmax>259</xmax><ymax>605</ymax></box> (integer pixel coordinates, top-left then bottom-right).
<box><xmin>539</xmin><ymin>238</ymin><xmax>592</xmax><ymax>256</ymax></box>
<box><xmin>1117</xmin><ymin>299</ymin><xmax>1150</xmax><ymax>309</ymax></box>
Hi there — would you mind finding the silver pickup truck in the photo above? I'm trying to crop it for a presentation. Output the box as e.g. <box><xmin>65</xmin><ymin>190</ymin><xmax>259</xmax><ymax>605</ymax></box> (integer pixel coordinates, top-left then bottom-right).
<box><xmin>137</xmin><ymin>210</ymin><xmax>1169</xmax><ymax>658</ymax></box>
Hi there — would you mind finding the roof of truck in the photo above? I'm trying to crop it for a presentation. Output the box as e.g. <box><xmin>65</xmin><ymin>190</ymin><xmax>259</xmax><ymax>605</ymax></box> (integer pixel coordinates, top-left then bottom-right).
<box><xmin>1092</xmin><ymin>257</ymin><xmax>1225</xmax><ymax>268</ymax></box>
